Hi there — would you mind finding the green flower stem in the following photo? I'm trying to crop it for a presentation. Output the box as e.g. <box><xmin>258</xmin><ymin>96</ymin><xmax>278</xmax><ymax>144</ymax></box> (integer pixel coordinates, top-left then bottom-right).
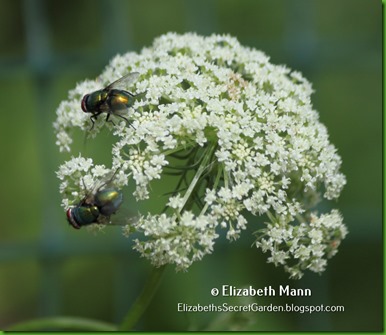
<box><xmin>119</xmin><ymin>265</ymin><xmax>166</xmax><ymax>331</ymax></box>
<box><xmin>162</xmin><ymin>144</ymin><xmax>195</xmax><ymax>157</ymax></box>
<box><xmin>6</xmin><ymin>316</ymin><xmax>117</xmax><ymax>331</ymax></box>
<box><xmin>223</xmin><ymin>165</ymin><xmax>229</xmax><ymax>189</ymax></box>
<box><xmin>266</xmin><ymin>210</ymin><xmax>276</xmax><ymax>223</ymax></box>
<box><xmin>178</xmin><ymin>142</ymin><xmax>217</xmax><ymax>214</ymax></box>
<box><xmin>200</xmin><ymin>162</ymin><xmax>223</xmax><ymax>216</ymax></box>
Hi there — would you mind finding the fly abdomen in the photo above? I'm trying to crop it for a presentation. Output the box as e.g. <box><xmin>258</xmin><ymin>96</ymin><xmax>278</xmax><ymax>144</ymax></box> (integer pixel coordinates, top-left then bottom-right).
<box><xmin>94</xmin><ymin>188</ymin><xmax>123</xmax><ymax>216</ymax></box>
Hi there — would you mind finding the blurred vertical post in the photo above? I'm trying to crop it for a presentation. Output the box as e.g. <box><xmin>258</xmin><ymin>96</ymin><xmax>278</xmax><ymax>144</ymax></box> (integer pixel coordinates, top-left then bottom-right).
<box><xmin>22</xmin><ymin>0</ymin><xmax>63</xmax><ymax>317</ymax></box>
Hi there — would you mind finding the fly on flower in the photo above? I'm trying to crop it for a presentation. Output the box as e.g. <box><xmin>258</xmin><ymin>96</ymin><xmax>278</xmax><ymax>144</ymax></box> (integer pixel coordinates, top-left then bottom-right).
<box><xmin>81</xmin><ymin>72</ymin><xmax>140</xmax><ymax>129</ymax></box>
<box><xmin>66</xmin><ymin>173</ymin><xmax>124</xmax><ymax>229</ymax></box>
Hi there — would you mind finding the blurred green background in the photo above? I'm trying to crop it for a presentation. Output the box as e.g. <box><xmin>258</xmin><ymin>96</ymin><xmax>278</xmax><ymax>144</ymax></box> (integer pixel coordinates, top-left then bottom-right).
<box><xmin>0</xmin><ymin>0</ymin><xmax>381</xmax><ymax>331</ymax></box>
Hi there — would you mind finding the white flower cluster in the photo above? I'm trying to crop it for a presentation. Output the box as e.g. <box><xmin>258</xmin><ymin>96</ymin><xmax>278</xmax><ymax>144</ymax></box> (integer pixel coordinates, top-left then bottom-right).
<box><xmin>54</xmin><ymin>33</ymin><xmax>347</xmax><ymax>277</ymax></box>
<box><xmin>255</xmin><ymin>210</ymin><xmax>348</xmax><ymax>279</ymax></box>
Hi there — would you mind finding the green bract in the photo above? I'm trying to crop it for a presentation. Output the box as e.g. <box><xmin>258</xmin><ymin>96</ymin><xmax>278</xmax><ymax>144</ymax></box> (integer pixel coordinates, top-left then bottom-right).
<box><xmin>54</xmin><ymin>33</ymin><xmax>347</xmax><ymax>279</ymax></box>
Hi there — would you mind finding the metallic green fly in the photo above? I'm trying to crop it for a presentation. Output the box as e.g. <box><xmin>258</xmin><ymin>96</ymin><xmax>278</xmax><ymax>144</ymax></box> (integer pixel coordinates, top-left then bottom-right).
<box><xmin>81</xmin><ymin>72</ymin><xmax>140</xmax><ymax>129</ymax></box>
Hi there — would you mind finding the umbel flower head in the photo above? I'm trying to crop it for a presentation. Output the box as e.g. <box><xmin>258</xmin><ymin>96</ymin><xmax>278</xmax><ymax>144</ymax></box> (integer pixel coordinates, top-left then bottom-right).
<box><xmin>54</xmin><ymin>33</ymin><xmax>347</xmax><ymax>279</ymax></box>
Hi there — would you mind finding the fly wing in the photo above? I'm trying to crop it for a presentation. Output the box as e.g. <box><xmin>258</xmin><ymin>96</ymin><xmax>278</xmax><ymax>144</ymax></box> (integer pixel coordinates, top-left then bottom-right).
<box><xmin>105</xmin><ymin>72</ymin><xmax>140</xmax><ymax>91</ymax></box>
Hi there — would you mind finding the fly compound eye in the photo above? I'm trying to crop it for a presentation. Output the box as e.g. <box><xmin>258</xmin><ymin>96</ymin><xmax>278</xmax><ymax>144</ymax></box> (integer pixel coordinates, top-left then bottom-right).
<box><xmin>81</xmin><ymin>94</ymin><xmax>89</xmax><ymax>113</ymax></box>
<box><xmin>66</xmin><ymin>208</ymin><xmax>81</xmax><ymax>229</ymax></box>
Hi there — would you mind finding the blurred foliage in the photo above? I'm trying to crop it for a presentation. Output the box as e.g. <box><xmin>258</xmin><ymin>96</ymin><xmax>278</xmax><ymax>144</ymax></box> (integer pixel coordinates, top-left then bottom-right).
<box><xmin>0</xmin><ymin>0</ymin><xmax>381</xmax><ymax>331</ymax></box>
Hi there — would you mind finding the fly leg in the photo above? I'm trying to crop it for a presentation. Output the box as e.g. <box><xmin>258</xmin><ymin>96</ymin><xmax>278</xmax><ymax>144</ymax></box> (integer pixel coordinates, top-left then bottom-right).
<box><xmin>105</xmin><ymin>113</ymin><xmax>116</xmax><ymax>126</ymax></box>
<box><xmin>106</xmin><ymin>112</ymin><xmax>135</xmax><ymax>129</ymax></box>
<box><xmin>89</xmin><ymin>112</ymin><xmax>103</xmax><ymax>130</ymax></box>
